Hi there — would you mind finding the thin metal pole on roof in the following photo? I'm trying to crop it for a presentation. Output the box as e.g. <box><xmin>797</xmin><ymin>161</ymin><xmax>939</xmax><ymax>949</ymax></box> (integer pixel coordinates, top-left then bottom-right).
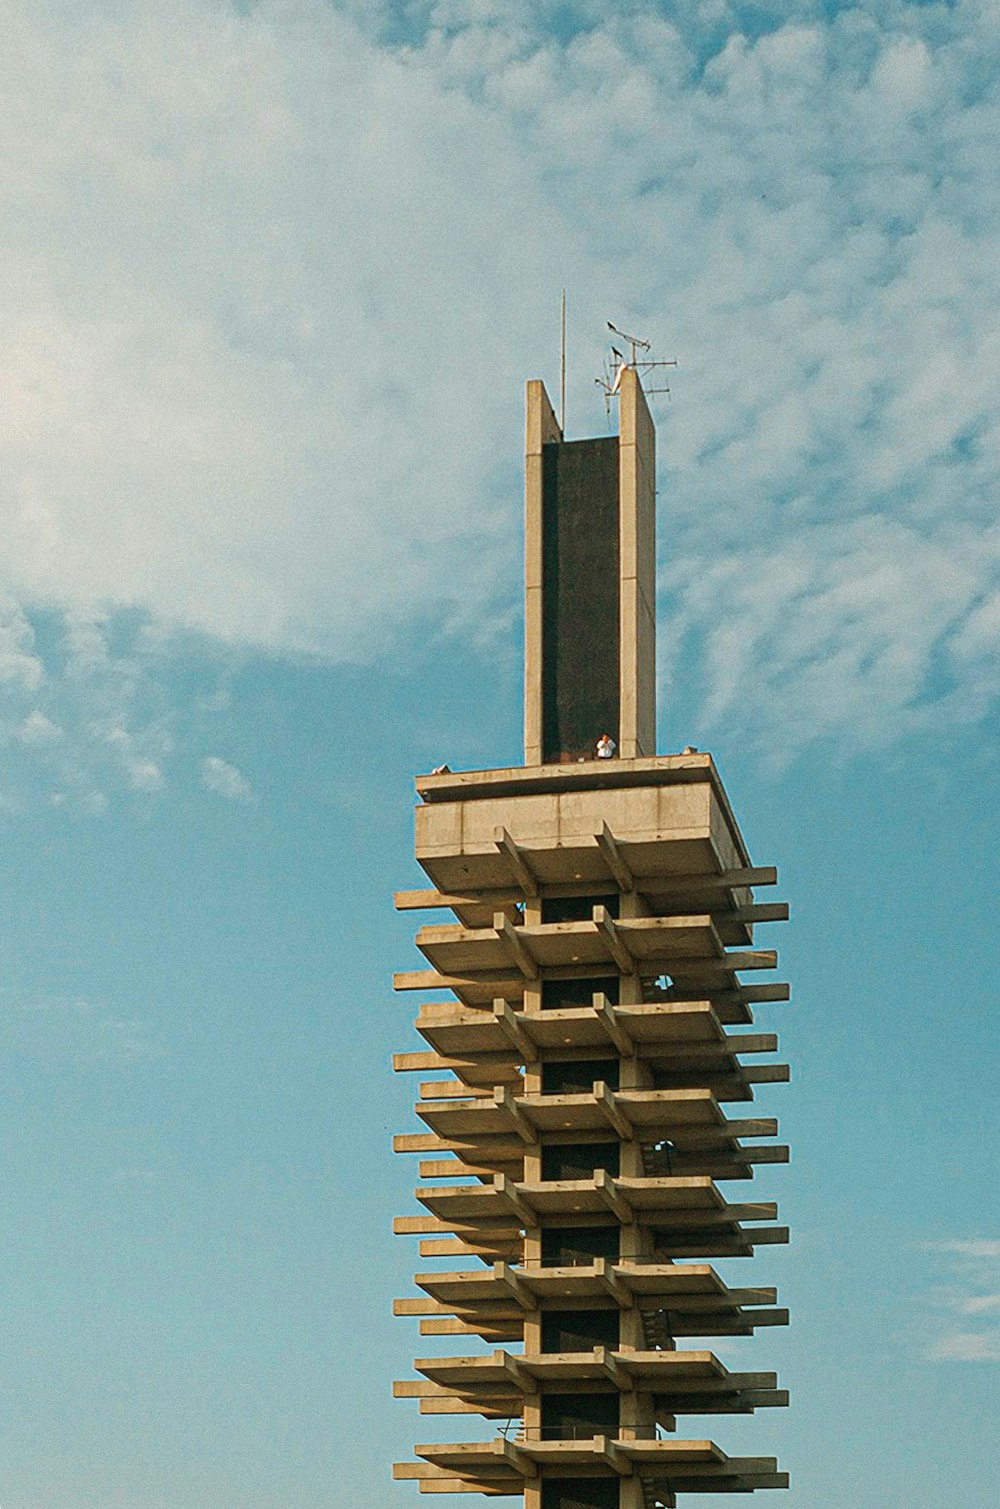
<box><xmin>560</xmin><ymin>289</ymin><xmax>567</xmax><ymax>437</ymax></box>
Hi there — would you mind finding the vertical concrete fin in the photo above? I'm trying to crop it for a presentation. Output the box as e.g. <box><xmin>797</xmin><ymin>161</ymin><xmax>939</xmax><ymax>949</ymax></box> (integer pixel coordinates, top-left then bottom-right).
<box><xmin>618</xmin><ymin>366</ymin><xmax>657</xmax><ymax>760</ymax></box>
<box><xmin>525</xmin><ymin>380</ymin><xmax>562</xmax><ymax>766</ymax></box>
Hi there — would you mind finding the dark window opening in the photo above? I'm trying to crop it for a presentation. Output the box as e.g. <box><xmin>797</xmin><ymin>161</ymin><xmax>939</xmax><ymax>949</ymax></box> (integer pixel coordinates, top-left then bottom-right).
<box><xmin>644</xmin><ymin>1138</ymin><xmax>675</xmax><ymax>1175</ymax></box>
<box><xmin>541</xmin><ymin>1141</ymin><xmax>620</xmax><ymax>1182</ymax></box>
<box><xmin>541</xmin><ymin>1308</ymin><xmax>620</xmax><ymax>1353</ymax></box>
<box><xmin>542</xmin><ymin>977</ymin><xmax>619</xmax><ymax>1011</ymax></box>
<box><xmin>541</xmin><ymin>1059</ymin><xmax>620</xmax><ymax>1095</ymax></box>
<box><xmin>542</xmin><ymin>894</ymin><xmax>619</xmax><ymax>924</ymax></box>
<box><xmin>541</xmin><ymin>1482</ymin><xmax>620</xmax><ymax>1509</ymax></box>
<box><xmin>541</xmin><ymin>1391</ymin><xmax>620</xmax><ymax>1441</ymax></box>
<box><xmin>541</xmin><ymin>1225</ymin><xmax>620</xmax><ymax>1267</ymax></box>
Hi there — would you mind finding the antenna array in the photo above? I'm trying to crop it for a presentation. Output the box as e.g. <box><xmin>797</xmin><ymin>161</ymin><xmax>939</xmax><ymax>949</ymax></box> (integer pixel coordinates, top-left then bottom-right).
<box><xmin>596</xmin><ymin>320</ymin><xmax>677</xmax><ymax>415</ymax></box>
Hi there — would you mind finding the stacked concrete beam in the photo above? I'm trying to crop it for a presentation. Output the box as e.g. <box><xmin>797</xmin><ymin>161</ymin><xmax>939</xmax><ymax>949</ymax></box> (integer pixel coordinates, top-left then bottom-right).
<box><xmin>393</xmin><ymin>373</ymin><xmax>790</xmax><ymax>1509</ymax></box>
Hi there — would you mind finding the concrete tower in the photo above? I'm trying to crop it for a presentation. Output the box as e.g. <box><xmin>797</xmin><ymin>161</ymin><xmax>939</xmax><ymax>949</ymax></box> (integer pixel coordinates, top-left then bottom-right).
<box><xmin>393</xmin><ymin>369</ymin><xmax>790</xmax><ymax>1507</ymax></box>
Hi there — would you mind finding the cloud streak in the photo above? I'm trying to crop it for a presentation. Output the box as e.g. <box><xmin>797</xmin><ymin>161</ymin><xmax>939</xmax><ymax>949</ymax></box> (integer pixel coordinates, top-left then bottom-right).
<box><xmin>201</xmin><ymin>755</ymin><xmax>257</xmax><ymax>803</ymax></box>
<box><xmin>922</xmin><ymin>1239</ymin><xmax>1000</xmax><ymax>1363</ymax></box>
<box><xmin>0</xmin><ymin>993</ymin><xmax>165</xmax><ymax>1068</ymax></box>
<box><xmin>0</xmin><ymin>608</ymin><xmax>221</xmax><ymax>810</ymax></box>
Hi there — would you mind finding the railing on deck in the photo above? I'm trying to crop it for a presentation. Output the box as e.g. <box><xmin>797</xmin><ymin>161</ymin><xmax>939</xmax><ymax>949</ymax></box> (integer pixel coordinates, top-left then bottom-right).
<box><xmin>498</xmin><ymin>1422</ymin><xmax>668</xmax><ymax>1443</ymax></box>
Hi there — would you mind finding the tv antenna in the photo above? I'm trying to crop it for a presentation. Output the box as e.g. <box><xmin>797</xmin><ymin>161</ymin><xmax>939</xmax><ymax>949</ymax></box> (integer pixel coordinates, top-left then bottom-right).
<box><xmin>596</xmin><ymin>321</ymin><xmax>677</xmax><ymax>417</ymax></box>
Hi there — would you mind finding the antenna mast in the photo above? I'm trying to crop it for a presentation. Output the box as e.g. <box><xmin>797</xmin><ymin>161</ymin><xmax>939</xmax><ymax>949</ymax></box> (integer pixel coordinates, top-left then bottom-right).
<box><xmin>559</xmin><ymin>290</ymin><xmax>567</xmax><ymax>436</ymax></box>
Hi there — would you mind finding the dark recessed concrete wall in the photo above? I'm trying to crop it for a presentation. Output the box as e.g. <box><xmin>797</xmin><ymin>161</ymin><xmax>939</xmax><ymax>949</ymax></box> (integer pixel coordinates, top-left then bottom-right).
<box><xmin>541</xmin><ymin>976</ymin><xmax>619</xmax><ymax>1010</ymax></box>
<box><xmin>541</xmin><ymin>1393</ymin><xmax>620</xmax><ymax>1439</ymax></box>
<box><xmin>541</xmin><ymin>1058</ymin><xmax>620</xmax><ymax>1095</ymax></box>
<box><xmin>541</xmin><ymin>894</ymin><xmax>619</xmax><ymax>923</ymax></box>
<box><xmin>541</xmin><ymin>1225</ymin><xmax>620</xmax><ymax>1266</ymax></box>
<box><xmin>541</xmin><ymin>1308</ymin><xmax>620</xmax><ymax>1354</ymax></box>
<box><xmin>541</xmin><ymin>438</ymin><xmax>620</xmax><ymax>762</ymax></box>
<box><xmin>541</xmin><ymin>1141</ymin><xmax>621</xmax><ymax>1182</ymax></box>
<box><xmin>541</xmin><ymin>1472</ymin><xmax>620</xmax><ymax>1509</ymax></box>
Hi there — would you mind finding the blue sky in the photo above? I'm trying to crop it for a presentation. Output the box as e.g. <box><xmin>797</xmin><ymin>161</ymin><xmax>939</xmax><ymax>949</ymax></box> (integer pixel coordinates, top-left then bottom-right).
<box><xmin>0</xmin><ymin>1</ymin><xmax>997</xmax><ymax>1505</ymax></box>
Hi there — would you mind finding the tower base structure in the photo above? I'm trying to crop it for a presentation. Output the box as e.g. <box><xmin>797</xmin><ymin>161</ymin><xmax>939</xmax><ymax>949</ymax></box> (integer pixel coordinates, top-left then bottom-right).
<box><xmin>393</xmin><ymin>752</ymin><xmax>790</xmax><ymax>1505</ymax></box>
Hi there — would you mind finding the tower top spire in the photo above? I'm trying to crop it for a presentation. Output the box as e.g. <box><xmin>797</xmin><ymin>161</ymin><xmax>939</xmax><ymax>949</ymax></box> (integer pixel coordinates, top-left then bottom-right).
<box><xmin>524</xmin><ymin>366</ymin><xmax>657</xmax><ymax>766</ymax></box>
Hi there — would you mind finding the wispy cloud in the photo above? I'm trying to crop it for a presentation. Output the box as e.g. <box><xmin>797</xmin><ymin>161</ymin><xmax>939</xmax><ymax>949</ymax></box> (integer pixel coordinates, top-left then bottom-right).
<box><xmin>0</xmin><ymin>994</ymin><xmax>165</xmax><ymax>1068</ymax></box>
<box><xmin>201</xmin><ymin>755</ymin><xmax>257</xmax><ymax>804</ymax></box>
<box><xmin>0</xmin><ymin>2</ymin><xmax>995</xmax><ymax>762</ymax></box>
<box><xmin>17</xmin><ymin>709</ymin><xmax>63</xmax><ymax>745</ymax></box>
<box><xmin>930</xmin><ymin>1332</ymin><xmax>1000</xmax><ymax>1363</ymax></box>
<box><xmin>0</xmin><ymin>596</ymin><xmax>43</xmax><ymax>690</ymax></box>
<box><xmin>0</xmin><ymin>608</ymin><xmax>182</xmax><ymax>808</ymax></box>
<box><xmin>921</xmin><ymin>1240</ymin><xmax>1000</xmax><ymax>1363</ymax></box>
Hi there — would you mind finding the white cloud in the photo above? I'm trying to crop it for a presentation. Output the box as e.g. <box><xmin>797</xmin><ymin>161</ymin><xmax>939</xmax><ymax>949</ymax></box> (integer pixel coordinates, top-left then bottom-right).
<box><xmin>17</xmin><ymin>710</ymin><xmax>63</xmax><ymax>745</ymax></box>
<box><xmin>921</xmin><ymin>1239</ymin><xmax>1000</xmax><ymax>1363</ymax></box>
<box><xmin>929</xmin><ymin>1332</ymin><xmax>1000</xmax><ymax>1364</ymax></box>
<box><xmin>0</xmin><ymin>611</ymin><xmax>181</xmax><ymax>808</ymax></box>
<box><xmin>0</xmin><ymin>0</ymin><xmax>554</xmax><ymax>656</ymax></box>
<box><xmin>126</xmin><ymin>757</ymin><xmax>165</xmax><ymax>792</ymax></box>
<box><xmin>933</xmin><ymin>1239</ymin><xmax>1000</xmax><ymax>1262</ymax></box>
<box><xmin>201</xmin><ymin>754</ymin><xmax>257</xmax><ymax>803</ymax></box>
<box><xmin>960</xmin><ymin>1294</ymin><xmax>1000</xmax><ymax>1316</ymax></box>
<box><xmin>0</xmin><ymin>1</ymin><xmax>996</xmax><ymax>758</ymax></box>
<box><xmin>0</xmin><ymin>596</ymin><xmax>43</xmax><ymax>690</ymax></box>
<box><xmin>105</xmin><ymin>724</ymin><xmax>167</xmax><ymax>791</ymax></box>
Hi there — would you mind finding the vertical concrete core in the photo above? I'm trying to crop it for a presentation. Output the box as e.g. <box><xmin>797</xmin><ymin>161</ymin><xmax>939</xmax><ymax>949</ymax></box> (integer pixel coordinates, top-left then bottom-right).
<box><xmin>525</xmin><ymin>367</ymin><xmax>656</xmax><ymax>765</ymax></box>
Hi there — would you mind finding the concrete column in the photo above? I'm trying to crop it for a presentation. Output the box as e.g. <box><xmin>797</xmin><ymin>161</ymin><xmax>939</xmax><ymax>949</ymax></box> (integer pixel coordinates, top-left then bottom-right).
<box><xmin>525</xmin><ymin>380</ymin><xmax>561</xmax><ymax>765</ymax></box>
<box><xmin>618</xmin><ymin>367</ymin><xmax>656</xmax><ymax>760</ymax></box>
<box><xmin>621</xmin><ymin>1479</ymin><xmax>648</xmax><ymax>1509</ymax></box>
